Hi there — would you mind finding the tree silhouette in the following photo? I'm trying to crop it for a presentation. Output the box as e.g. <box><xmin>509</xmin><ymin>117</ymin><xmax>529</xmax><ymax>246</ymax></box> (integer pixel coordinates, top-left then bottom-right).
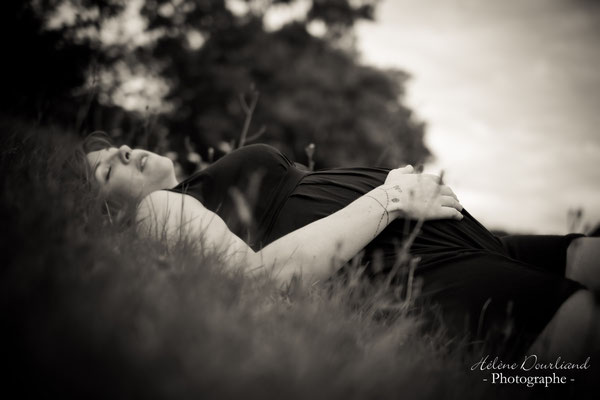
<box><xmin>3</xmin><ymin>0</ymin><xmax>431</xmax><ymax>167</ymax></box>
<box><xmin>139</xmin><ymin>0</ymin><xmax>429</xmax><ymax>167</ymax></box>
<box><xmin>0</xmin><ymin>0</ymin><xmax>124</xmax><ymax>128</ymax></box>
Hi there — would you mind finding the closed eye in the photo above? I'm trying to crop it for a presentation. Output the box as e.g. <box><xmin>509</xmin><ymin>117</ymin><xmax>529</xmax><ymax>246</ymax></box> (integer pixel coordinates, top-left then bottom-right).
<box><xmin>104</xmin><ymin>147</ymin><xmax>112</xmax><ymax>182</ymax></box>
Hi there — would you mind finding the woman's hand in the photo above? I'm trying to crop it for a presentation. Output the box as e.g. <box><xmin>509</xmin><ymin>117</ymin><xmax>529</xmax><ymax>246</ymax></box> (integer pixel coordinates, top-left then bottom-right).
<box><xmin>381</xmin><ymin>165</ymin><xmax>463</xmax><ymax>221</ymax></box>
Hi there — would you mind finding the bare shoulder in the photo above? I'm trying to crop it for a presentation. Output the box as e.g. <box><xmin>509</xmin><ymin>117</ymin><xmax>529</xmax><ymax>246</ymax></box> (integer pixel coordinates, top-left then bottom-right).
<box><xmin>138</xmin><ymin>190</ymin><xmax>206</xmax><ymax>213</ymax></box>
<box><xmin>136</xmin><ymin>190</ymin><xmax>208</xmax><ymax>238</ymax></box>
<box><xmin>135</xmin><ymin>190</ymin><xmax>256</xmax><ymax>265</ymax></box>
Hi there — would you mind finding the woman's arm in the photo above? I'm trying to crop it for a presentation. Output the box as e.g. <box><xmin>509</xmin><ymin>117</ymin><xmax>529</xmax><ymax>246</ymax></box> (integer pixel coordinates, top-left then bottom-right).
<box><xmin>136</xmin><ymin>168</ymin><xmax>463</xmax><ymax>285</ymax></box>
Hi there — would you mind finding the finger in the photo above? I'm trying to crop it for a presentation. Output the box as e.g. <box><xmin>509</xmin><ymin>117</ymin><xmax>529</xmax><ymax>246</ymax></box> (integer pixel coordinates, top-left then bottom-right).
<box><xmin>440</xmin><ymin>185</ymin><xmax>458</xmax><ymax>201</ymax></box>
<box><xmin>436</xmin><ymin>207</ymin><xmax>464</xmax><ymax>220</ymax></box>
<box><xmin>439</xmin><ymin>195</ymin><xmax>463</xmax><ymax>211</ymax></box>
<box><xmin>397</xmin><ymin>164</ymin><xmax>414</xmax><ymax>174</ymax></box>
<box><xmin>423</xmin><ymin>173</ymin><xmax>442</xmax><ymax>183</ymax></box>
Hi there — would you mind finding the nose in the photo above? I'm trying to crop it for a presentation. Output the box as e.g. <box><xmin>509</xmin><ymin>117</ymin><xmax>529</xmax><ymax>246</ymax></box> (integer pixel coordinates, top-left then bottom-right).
<box><xmin>118</xmin><ymin>145</ymin><xmax>133</xmax><ymax>163</ymax></box>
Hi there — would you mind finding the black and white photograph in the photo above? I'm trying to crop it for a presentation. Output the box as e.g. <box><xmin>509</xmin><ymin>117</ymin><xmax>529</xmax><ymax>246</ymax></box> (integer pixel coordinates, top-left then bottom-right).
<box><xmin>2</xmin><ymin>0</ymin><xmax>600</xmax><ymax>398</ymax></box>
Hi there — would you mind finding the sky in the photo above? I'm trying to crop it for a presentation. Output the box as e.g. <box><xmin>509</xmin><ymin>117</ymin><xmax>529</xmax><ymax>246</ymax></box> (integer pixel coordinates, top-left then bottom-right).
<box><xmin>354</xmin><ymin>0</ymin><xmax>600</xmax><ymax>234</ymax></box>
<box><xmin>54</xmin><ymin>0</ymin><xmax>600</xmax><ymax>234</ymax></box>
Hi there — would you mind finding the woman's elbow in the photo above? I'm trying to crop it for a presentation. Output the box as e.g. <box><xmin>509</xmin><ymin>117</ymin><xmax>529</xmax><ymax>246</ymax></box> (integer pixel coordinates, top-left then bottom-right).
<box><xmin>278</xmin><ymin>257</ymin><xmax>337</xmax><ymax>287</ymax></box>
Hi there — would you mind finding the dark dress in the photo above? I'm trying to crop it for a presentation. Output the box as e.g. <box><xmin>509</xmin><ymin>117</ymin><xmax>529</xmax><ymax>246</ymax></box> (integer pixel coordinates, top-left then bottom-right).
<box><xmin>168</xmin><ymin>144</ymin><xmax>584</xmax><ymax>355</ymax></box>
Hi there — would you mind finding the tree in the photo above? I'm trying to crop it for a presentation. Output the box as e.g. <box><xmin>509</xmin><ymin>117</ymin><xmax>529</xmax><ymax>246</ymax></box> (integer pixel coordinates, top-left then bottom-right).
<box><xmin>3</xmin><ymin>0</ymin><xmax>431</xmax><ymax>167</ymax></box>
<box><xmin>139</xmin><ymin>0</ymin><xmax>430</xmax><ymax>167</ymax></box>
<box><xmin>0</xmin><ymin>0</ymin><xmax>125</xmax><ymax>129</ymax></box>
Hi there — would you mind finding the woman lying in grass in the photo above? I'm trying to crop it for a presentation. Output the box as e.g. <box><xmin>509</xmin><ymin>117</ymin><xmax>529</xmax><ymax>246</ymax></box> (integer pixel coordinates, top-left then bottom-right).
<box><xmin>83</xmin><ymin>133</ymin><xmax>599</xmax><ymax>360</ymax></box>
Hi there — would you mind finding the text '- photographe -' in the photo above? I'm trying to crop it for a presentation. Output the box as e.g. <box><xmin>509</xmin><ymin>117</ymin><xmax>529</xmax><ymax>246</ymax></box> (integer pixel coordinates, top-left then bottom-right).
<box><xmin>470</xmin><ymin>354</ymin><xmax>591</xmax><ymax>388</ymax></box>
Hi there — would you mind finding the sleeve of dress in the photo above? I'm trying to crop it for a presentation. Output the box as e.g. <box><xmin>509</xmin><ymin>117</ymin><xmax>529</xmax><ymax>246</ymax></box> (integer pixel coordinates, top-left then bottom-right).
<box><xmin>498</xmin><ymin>233</ymin><xmax>586</xmax><ymax>275</ymax></box>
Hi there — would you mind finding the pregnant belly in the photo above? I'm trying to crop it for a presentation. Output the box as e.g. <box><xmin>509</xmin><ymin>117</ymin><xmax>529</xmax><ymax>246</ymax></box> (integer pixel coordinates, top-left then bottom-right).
<box><xmin>264</xmin><ymin>167</ymin><xmax>507</xmax><ymax>259</ymax></box>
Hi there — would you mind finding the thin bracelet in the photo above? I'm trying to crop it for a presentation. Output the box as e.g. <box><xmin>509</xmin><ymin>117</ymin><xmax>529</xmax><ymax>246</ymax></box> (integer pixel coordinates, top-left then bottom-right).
<box><xmin>365</xmin><ymin>192</ymin><xmax>390</xmax><ymax>236</ymax></box>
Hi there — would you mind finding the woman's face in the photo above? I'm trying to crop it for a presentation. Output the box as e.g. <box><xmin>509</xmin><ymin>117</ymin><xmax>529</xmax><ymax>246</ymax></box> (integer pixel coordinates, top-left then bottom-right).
<box><xmin>86</xmin><ymin>145</ymin><xmax>177</xmax><ymax>203</ymax></box>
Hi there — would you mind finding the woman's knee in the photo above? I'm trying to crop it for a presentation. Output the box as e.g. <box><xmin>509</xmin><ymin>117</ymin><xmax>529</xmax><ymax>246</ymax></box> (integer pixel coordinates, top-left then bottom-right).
<box><xmin>530</xmin><ymin>290</ymin><xmax>599</xmax><ymax>360</ymax></box>
<box><xmin>566</xmin><ymin>237</ymin><xmax>600</xmax><ymax>289</ymax></box>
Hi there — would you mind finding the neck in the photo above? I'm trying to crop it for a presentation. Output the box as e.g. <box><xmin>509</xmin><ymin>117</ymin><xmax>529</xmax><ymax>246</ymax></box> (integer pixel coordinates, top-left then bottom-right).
<box><xmin>162</xmin><ymin>168</ymin><xmax>179</xmax><ymax>189</ymax></box>
<box><xmin>166</xmin><ymin>175</ymin><xmax>179</xmax><ymax>189</ymax></box>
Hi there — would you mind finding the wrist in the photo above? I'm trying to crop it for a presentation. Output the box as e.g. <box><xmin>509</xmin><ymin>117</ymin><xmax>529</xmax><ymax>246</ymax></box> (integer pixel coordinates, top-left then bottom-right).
<box><xmin>384</xmin><ymin>184</ymin><xmax>408</xmax><ymax>218</ymax></box>
<box><xmin>368</xmin><ymin>185</ymin><xmax>405</xmax><ymax>221</ymax></box>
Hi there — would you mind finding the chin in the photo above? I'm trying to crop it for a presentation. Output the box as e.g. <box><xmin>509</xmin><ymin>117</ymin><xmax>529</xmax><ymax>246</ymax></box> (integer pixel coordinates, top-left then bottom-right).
<box><xmin>148</xmin><ymin>154</ymin><xmax>176</xmax><ymax>181</ymax></box>
<box><xmin>161</xmin><ymin>155</ymin><xmax>176</xmax><ymax>174</ymax></box>
<box><xmin>145</xmin><ymin>153</ymin><xmax>166</xmax><ymax>170</ymax></box>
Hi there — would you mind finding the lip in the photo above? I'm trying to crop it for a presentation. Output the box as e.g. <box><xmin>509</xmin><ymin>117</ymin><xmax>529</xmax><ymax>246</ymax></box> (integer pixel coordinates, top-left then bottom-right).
<box><xmin>138</xmin><ymin>154</ymin><xmax>148</xmax><ymax>172</ymax></box>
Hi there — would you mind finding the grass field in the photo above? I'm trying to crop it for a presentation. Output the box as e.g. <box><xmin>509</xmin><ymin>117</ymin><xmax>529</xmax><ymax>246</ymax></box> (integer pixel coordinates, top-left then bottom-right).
<box><xmin>1</xmin><ymin>121</ymin><xmax>593</xmax><ymax>399</ymax></box>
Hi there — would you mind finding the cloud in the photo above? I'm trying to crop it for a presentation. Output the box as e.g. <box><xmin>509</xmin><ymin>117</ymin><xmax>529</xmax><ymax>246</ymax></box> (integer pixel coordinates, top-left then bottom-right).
<box><xmin>356</xmin><ymin>0</ymin><xmax>600</xmax><ymax>233</ymax></box>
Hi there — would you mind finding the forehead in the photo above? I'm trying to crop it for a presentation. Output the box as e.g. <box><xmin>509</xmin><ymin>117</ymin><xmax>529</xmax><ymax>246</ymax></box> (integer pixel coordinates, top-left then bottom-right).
<box><xmin>85</xmin><ymin>149</ymin><xmax>113</xmax><ymax>190</ymax></box>
<box><xmin>85</xmin><ymin>149</ymin><xmax>107</xmax><ymax>169</ymax></box>
<box><xmin>85</xmin><ymin>147</ymin><xmax>115</xmax><ymax>168</ymax></box>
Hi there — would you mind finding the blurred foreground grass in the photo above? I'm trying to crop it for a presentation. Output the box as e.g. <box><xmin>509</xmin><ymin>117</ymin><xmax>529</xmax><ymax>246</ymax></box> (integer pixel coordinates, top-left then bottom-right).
<box><xmin>1</xmin><ymin>120</ymin><xmax>565</xmax><ymax>399</ymax></box>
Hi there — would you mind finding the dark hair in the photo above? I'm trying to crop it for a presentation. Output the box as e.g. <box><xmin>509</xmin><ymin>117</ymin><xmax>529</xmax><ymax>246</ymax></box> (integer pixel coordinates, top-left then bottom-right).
<box><xmin>74</xmin><ymin>131</ymin><xmax>136</xmax><ymax>226</ymax></box>
<box><xmin>82</xmin><ymin>130</ymin><xmax>115</xmax><ymax>154</ymax></box>
<box><xmin>70</xmin><ymin>131</ymin><xmax>115</xmax><ymax>192</ymax></box>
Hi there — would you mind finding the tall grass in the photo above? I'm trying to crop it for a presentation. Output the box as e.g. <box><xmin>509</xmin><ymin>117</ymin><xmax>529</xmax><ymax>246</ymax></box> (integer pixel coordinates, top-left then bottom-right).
<box><xmin>1</xmin><ymin>120</ymin><xmax>566</xmax><ymax>399</ymax></box>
